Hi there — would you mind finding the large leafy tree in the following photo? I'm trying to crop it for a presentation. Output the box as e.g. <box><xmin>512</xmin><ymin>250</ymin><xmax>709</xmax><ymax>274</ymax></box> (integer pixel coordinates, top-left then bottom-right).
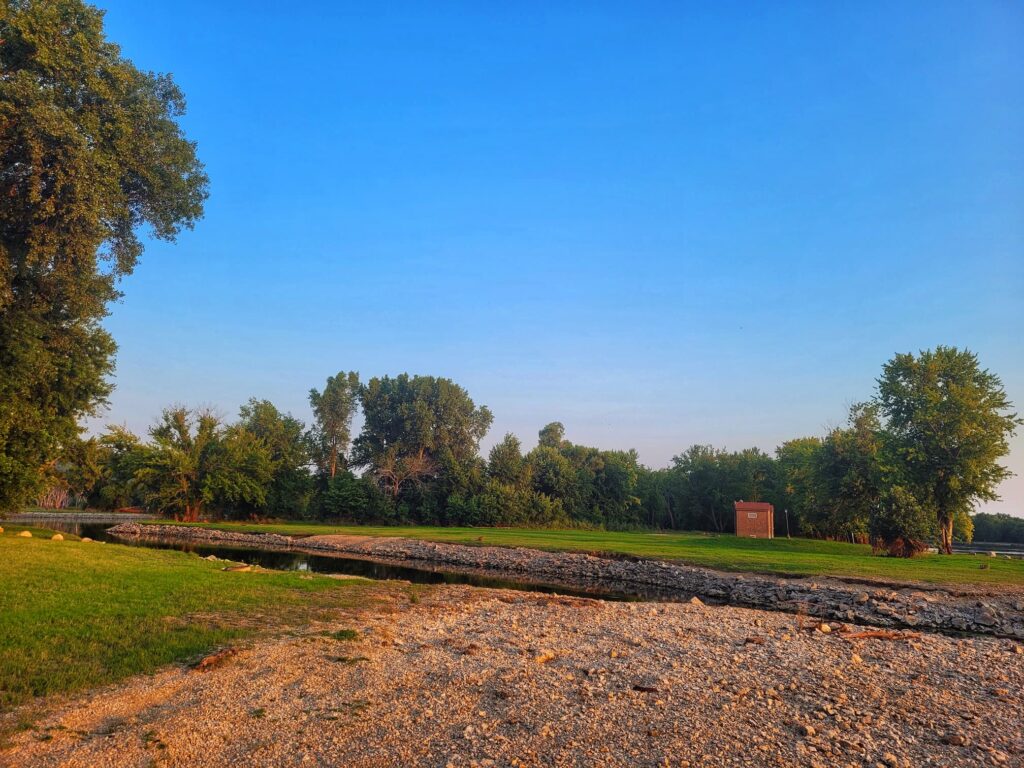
<box><xmin>633</xmin><ymin>467</ymin><xmax>674</xmax><ymax>529</ymax></box>
<box><xmin>525</xmin><ymin>425</ymin><xmax>643</xmax><ymax>529</ymax></box>
<box><xmin>775</xmin><ymin>437</ymin><xmax>823</xmax><ymax>535</ymax></box>
<box><xmin>308</xmin><ymin>371</ymin><xmax>360</xmax><ymax>479</ymax></box>
<box><xmin>663</xmin><ymin>446</ymin><xmax>780</xmax><ymax>533</ymax></box>
<box><xmin>807</xmin><ymin>405</ymin><xmax>885</xmax><ymax>541</ymax></box>
<box><xmin>237</xmin><ymin>398</ymin><xmax>312</xmax><ymax>518</ymax></box>
<box><xmin>135</xmin><ymin>408</ymin><xmax>271</xmax><ymax>521</ymax></box>
<box><xmin>0</xmin><ymin>0</ymin><xmax>207</xmax><ymax>511</ymax></box>
<box><xmin>352</xmin><ymin>374</ymin><xmax>493</xmax><ymax>499</ymax></box>
<box><xmin>487</xmin><ymin>433</ymin><xmax>528</xmax><ymax>487</ymax></box>
<box><xmin>537</xmin><ymin>422</ymin><xmax>566</xmax><ymax>449</ymax></box>
<box><xmin>667</xmin><ymin>445</ymin><xmax>729</xmax><ymax>531</ymax></box>
<box><xmin>91</xmin><ymin>425</ymin><xmax>146</xmax><ymax>510</ymax></box>
<box><xmin>876</xmin><ymin>347</ymin><xmax>1021</xmax><ymax>554</ymax></box>
<box><xmin>526</xmin><ymin>445</ymin><xmax>577</xmax><ymax>505</ymax></box>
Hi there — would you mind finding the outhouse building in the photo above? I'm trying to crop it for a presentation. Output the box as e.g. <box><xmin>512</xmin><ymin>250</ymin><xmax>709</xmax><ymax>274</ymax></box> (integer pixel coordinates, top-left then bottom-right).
<box><xmin>734</xmin><ymin>501</ymin><xmax>774</xmax><ymax>539</ymax></box>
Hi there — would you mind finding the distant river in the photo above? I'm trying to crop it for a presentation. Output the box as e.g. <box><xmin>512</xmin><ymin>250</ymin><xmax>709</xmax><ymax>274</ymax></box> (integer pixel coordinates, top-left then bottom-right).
<box><xmin>952</xmin><ymin>541</ymin><xmax>1024</xmax><ymax>559</ymax></box>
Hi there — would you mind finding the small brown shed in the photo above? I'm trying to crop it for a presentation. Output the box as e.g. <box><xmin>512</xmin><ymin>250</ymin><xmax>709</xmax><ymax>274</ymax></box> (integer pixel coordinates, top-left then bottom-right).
<box><xmin>734</xmin><ymin>501</ymin><xmax>774</xmax><ymax>539</ymax></box>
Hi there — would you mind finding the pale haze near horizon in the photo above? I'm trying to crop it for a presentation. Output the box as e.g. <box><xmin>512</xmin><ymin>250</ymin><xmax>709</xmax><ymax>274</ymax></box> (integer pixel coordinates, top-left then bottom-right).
<box><xmin>88</xmin><ymin>1</ymin><xmax>1023</xmax><ymax>517</ymax></box>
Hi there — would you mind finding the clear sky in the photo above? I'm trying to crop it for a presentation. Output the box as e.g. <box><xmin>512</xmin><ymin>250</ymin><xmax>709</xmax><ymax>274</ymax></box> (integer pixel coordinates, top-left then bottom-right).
<box><xmin>92</xmin><ymin>1</ymin><xmax>1023</xmax><ymax>515</ymax></box>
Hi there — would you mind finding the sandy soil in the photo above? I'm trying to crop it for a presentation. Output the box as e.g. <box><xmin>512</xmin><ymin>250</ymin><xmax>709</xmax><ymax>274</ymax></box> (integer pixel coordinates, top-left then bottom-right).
<box><xmin>3</xmin><ymin>586</ymin><xmax>1021</xmax><ymax>768</ymax></box>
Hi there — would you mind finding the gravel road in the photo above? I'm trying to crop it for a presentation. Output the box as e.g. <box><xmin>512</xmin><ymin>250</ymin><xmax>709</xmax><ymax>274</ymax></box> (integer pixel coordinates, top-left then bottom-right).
<box><xmin>3</xmin><ymin>585</ymin><xmax>1021</xmax><ymax>768</ymax></box>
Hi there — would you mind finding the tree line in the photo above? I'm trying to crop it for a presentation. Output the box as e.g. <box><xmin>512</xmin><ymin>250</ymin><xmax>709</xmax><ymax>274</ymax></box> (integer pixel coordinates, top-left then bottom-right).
<box><xmin>972</xmin><ymin>514</ymin><xmax>1024</xmax><ymax>545</ymax></box>
<box><xmin>31</xmin><ymin>347</ymin><xmax>1022</xmax><ymax>556</ymax></box>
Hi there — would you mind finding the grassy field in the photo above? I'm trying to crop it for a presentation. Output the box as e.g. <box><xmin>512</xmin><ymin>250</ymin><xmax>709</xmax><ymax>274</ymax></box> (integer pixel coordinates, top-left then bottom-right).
<box><xmin>0</xmin><ymin>525</ymin><xmax>381</xmax><ymax>715</ymax></box>
<box><xmin>154</xmin><ymin>520</ymin><xmax>1024</xmax><ymax>586</ymax></box>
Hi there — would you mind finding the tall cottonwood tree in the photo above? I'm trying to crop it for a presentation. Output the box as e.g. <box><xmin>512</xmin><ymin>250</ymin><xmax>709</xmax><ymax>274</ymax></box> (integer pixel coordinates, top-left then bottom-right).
<box><xmin>0</xmin><ymin>0</ymin><xmax>207</xmax><ymax>510</ymax></box>
<box><xmin>876</xmin><ymin>347</ymin><xmax>1021</xmax><ymax>554</ymax></box>
<box><xmin>353</xmin><ymin>374</ymin><xmax>493</xmax><ymax>498</ymax></box>
<box><xmin>308</xmin><ymin>371</ymin><xmax>360</xmax><ymax>478</ymax></box>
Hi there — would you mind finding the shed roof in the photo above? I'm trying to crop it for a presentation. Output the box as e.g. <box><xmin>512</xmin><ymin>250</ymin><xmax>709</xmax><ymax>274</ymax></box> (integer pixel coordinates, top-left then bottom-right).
<box><xmin>734</xmin><ymin>501</ymin><xmax>773</xmax><ymax>512</ymax></box>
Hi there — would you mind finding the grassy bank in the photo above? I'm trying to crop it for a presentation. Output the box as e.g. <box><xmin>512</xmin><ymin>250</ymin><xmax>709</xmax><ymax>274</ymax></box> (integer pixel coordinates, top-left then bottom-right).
<box><xmin>155</xmin><ymin>521</ymin><xmax>1024</xmax><ymax>586</ymax></box>
<box><xmin>0</xmin><ymin>526</ymin><xmax>379</xmax><ymax>714</ymax></box>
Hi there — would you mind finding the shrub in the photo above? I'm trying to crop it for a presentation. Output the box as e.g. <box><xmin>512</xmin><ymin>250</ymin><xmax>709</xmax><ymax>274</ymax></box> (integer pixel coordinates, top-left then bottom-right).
<box><xmin>870</xmin><ymin>486</ymin><xmax>934</xmax><ymax>557</ymax></box>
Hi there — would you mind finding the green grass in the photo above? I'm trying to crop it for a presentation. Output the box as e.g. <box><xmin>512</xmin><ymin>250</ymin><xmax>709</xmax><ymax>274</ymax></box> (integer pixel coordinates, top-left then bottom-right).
<box><xmin>0</xmin><ymin>525</ymin><xmax>80</xmax><ymax>540</ymax></box>
<box><xmin>326</xmin><ymin>628</ymin><xmax>360</xmax><ymax>641</ymax></box>
<box><xmin>156</xmin><ymin>520</ymin><xmax>1024</xmax><ymax>586</ymax></box>
<box><xmin>0</xmin><ymin>526</ymin><xmax>378</xmax><ymax>714</ymax></box>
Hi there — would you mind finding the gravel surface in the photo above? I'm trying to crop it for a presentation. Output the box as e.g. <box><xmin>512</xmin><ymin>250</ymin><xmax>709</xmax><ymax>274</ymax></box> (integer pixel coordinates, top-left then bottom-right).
<box><xmin>4</xmin><ymin>585</ymin><xmax>1022</xmax><ymax>768</ymax></box>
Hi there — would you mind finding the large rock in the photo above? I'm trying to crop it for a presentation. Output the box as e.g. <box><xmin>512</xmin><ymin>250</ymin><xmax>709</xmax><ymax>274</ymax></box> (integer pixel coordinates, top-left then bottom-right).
<box><xmin>51</xmin><ymin>533</ymin><xmax>64</xmax><ymax>541</ymax></box>
<box><xmin>16</xmin><ymin>530</ymin><xmax>32</xmax><ymax>538</ymax></box>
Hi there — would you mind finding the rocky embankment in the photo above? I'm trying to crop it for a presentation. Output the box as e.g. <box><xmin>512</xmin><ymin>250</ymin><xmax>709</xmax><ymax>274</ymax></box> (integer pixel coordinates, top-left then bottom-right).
<box><xmin>107</xmin><ymin>522</ymin><xmax>1024</xmax><ymax>639</ymax></box>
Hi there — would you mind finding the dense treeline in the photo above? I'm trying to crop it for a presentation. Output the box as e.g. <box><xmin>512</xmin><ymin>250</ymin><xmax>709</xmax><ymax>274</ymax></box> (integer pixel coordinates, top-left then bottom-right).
<box><xmin>33</xmin><ymin>347</ymin><xmax>1022</xmax><ymax>555</ymax></box>
<box><xmin>972</xmin><ymin>514</ymin><xmax>1024</xmax><ymax>544</ymax></box>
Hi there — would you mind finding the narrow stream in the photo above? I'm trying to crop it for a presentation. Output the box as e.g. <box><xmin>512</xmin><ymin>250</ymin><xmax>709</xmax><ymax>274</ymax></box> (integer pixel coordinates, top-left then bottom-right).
<box><xmin>8</xmin><ymin>515</ymin><xmax>656</xmax><ymax>602</ymax></box>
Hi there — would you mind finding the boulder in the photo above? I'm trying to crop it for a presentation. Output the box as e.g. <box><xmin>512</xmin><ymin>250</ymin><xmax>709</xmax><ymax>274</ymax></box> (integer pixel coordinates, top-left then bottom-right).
<box><xmin>51</xmin><ymin>533</ymin><xmax>64</xmax><ymax>541</ymax></box>
<box><xmin>16</xmin><ymin>530</ymin><xmax>32</xmax><ymax>538</ymax></box>
<box><xmin>976</xmin><ymin>607</ymin><xmax>999</xmax><ymax>626</ymax></box>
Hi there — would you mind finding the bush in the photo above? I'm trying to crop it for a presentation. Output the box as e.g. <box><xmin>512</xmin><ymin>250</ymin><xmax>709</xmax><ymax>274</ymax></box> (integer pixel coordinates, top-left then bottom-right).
<box><xmin>870</xmin><ymin>486</ymin><xmax>934</xmax><ymax>557</ymax></box>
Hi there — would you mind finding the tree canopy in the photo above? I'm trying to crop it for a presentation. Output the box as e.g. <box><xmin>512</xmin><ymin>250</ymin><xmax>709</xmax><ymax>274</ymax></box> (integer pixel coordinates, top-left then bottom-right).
<box><xmin>876</xmin><ymin>346</ymin><xmax>1021</xmax><ymax>553</ymax></box>
<box><xmin>308</xmin><ymin>371</ymin><xmax>360</xmax><ymax>479</ymax></box>
<box><xmin>0</xmin><ymin>0</ymin><xmax>207</xmax><ymax>511</ymax></box>
<box><xmin>352</xmin><ymin>374</ymin><xmax>493</xmax><ymax>499</ymax></box>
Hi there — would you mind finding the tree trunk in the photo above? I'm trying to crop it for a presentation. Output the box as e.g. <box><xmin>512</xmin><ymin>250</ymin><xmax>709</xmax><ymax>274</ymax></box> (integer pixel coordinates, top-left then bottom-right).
<box><xmin>943</xmin><ymin>517</ymin><xmax>954</xmax><ymax>555</ymax></box>
<box><xmin>938</xmin><ymin>513</ymin><xmax>954</xmax><ymax>554</ymax></box>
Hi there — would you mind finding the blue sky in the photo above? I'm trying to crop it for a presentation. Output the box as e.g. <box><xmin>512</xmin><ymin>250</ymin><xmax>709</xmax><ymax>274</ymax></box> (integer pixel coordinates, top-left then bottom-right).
<box><xmin>94</xmin><ymin>1</ymin><xmax>1023</xmax><ymax>515</ymax></box>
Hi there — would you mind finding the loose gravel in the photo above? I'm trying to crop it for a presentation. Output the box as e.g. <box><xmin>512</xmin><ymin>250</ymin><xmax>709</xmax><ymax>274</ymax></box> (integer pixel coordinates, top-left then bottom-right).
<box><xmin>4</xmin><ymin>585</ymin><xmax>1021</xmax><ymax>768</ymax></box>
